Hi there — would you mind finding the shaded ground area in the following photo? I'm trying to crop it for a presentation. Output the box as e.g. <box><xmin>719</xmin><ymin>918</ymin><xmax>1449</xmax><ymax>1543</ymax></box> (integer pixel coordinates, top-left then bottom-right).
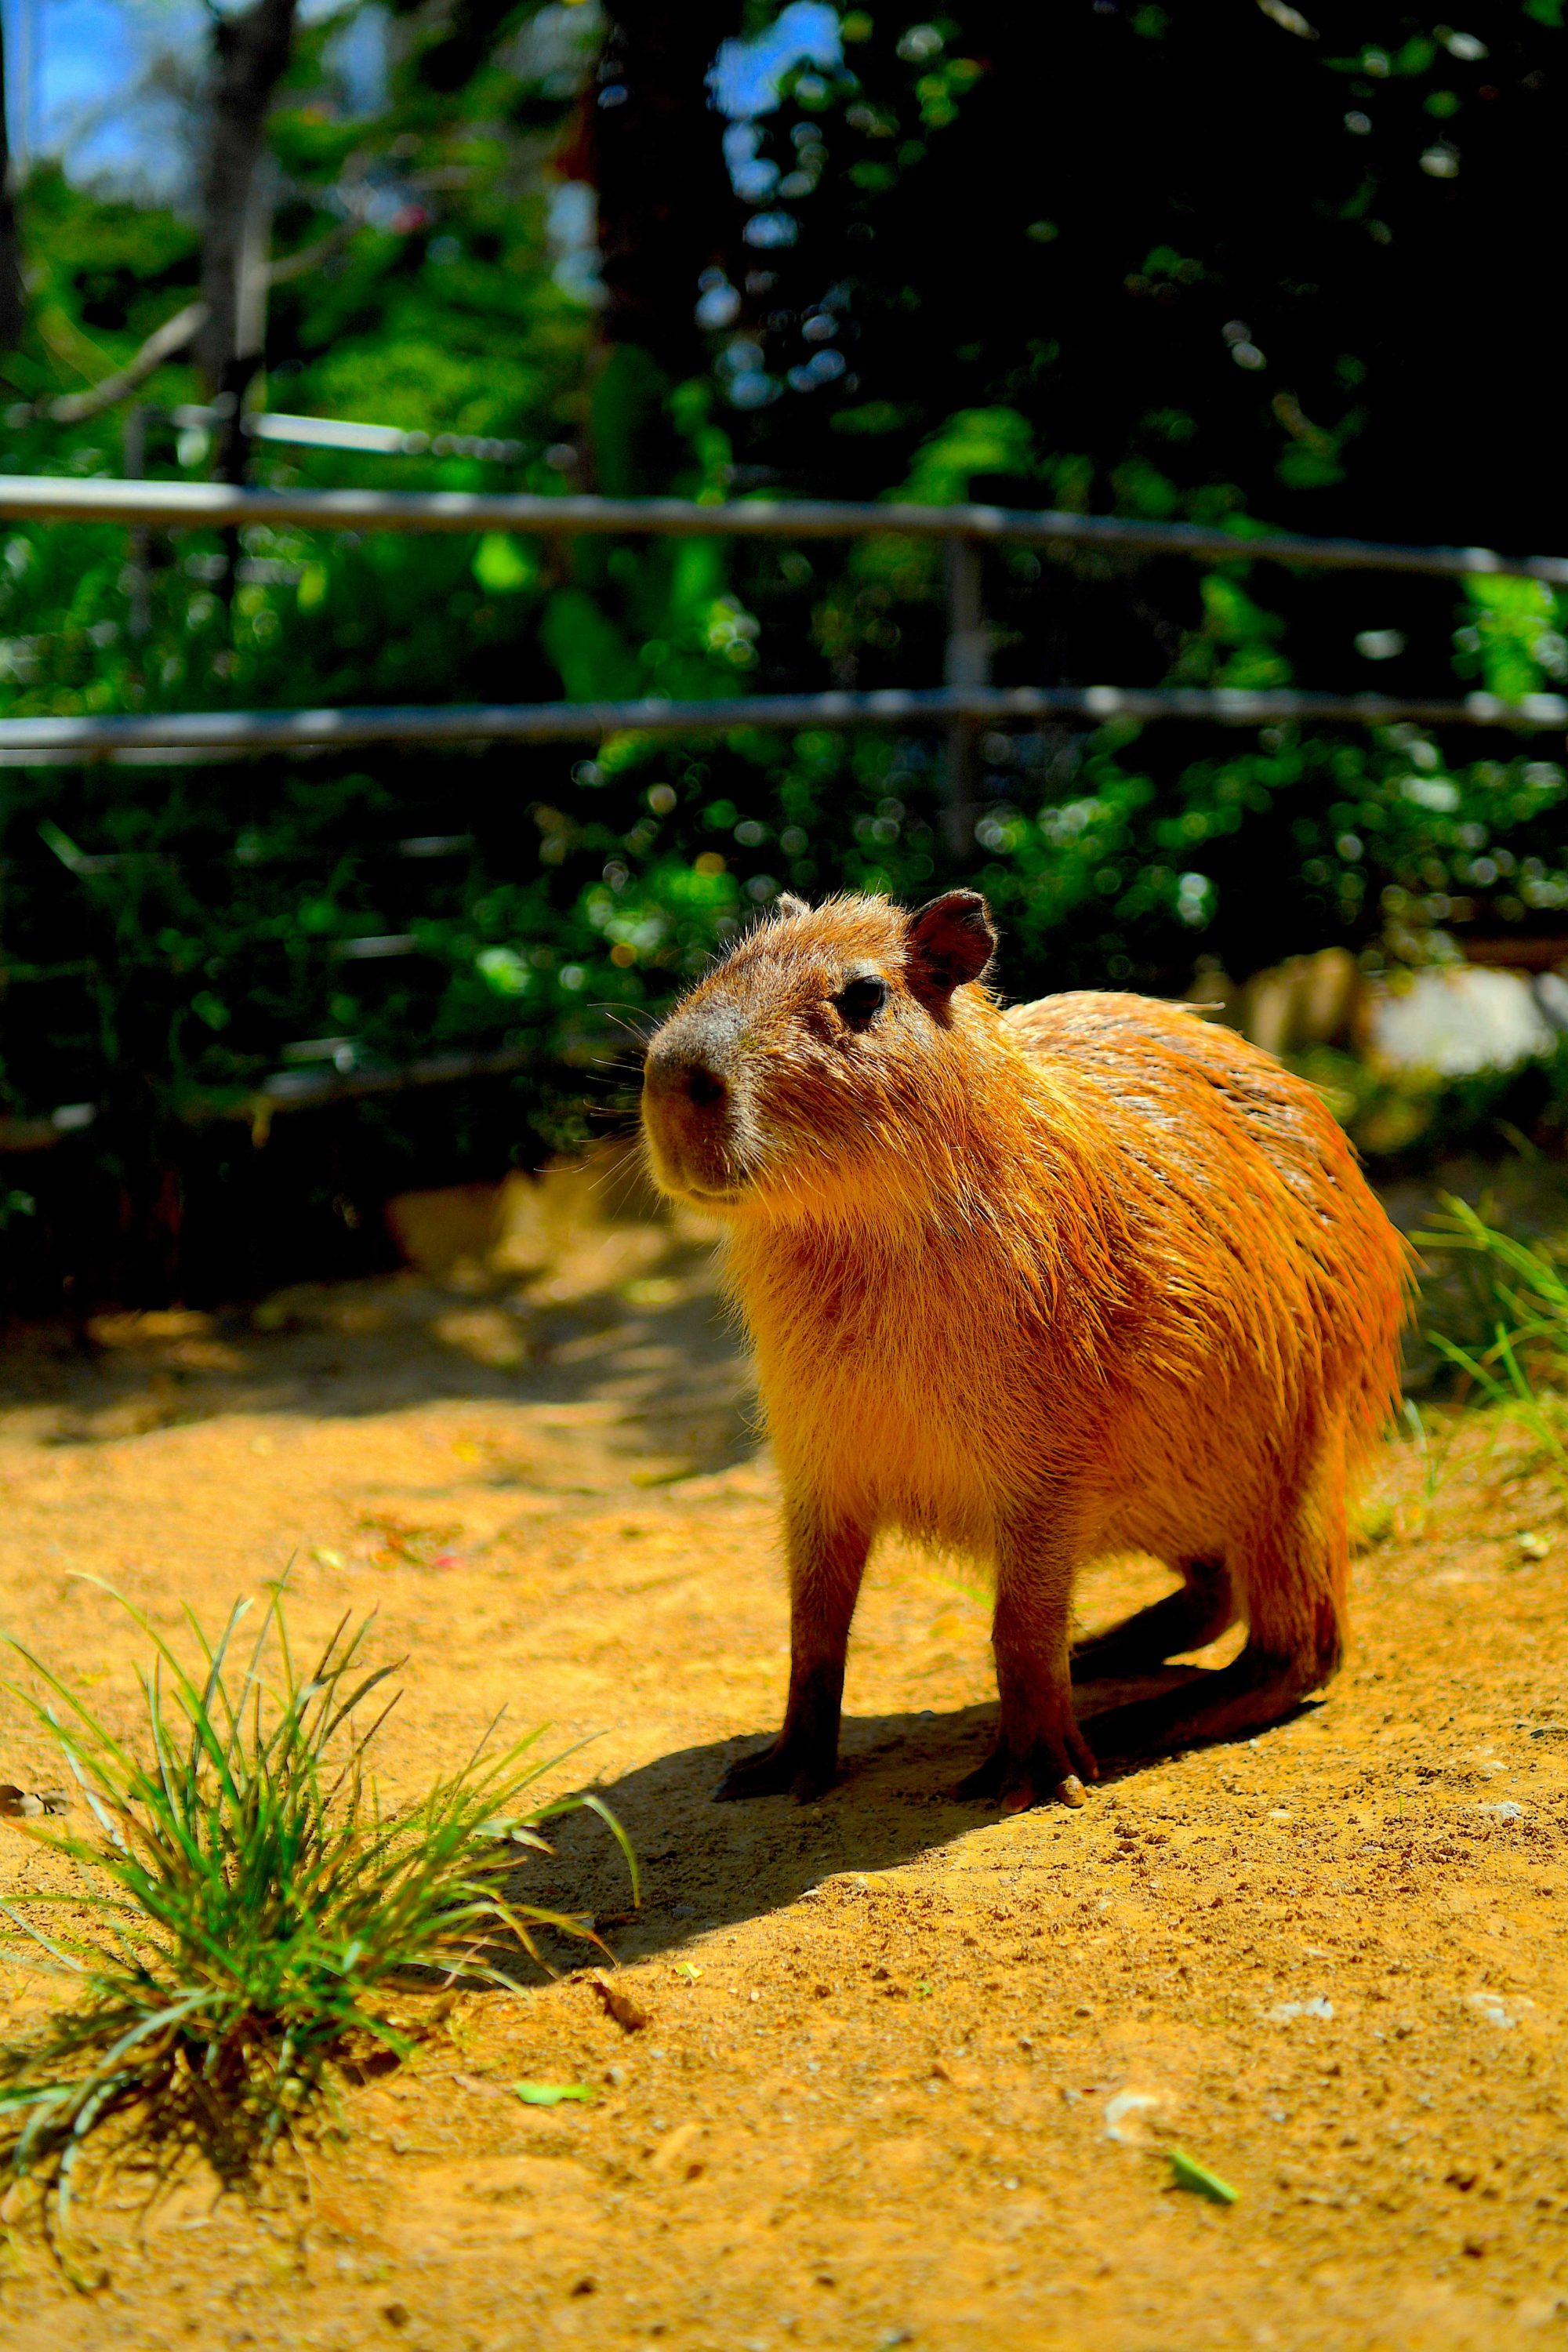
<box><xmin>1</xmin><ymin>1161</ymin><xmax>1566</xmax><ymax>2350</ymax></box>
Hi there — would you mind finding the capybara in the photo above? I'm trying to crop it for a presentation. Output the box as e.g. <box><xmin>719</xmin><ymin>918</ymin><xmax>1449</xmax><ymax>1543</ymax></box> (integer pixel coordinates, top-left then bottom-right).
<box><xmin>640</xmin><ymin>889</ymin><xmax>1411</xmax><ymax>1809</ymax></box>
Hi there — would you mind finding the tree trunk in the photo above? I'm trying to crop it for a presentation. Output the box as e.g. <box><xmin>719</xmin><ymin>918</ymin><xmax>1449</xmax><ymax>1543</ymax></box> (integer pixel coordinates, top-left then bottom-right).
<box><xmin>563</xmin><ymin>0</ymin><xmax>744</xmax><ymax>492</ymax></box>
<box><xmin>196</xmin><ymin>0</ymin><xmax>297</xmax><ymax>482</ymax></box>
<box><xmin>590</xmin><ymin>0</ymin><xmax>742</xmax><ymax>375</ymax></box>
<box><xmin>0</xmin><ymin>11</ymin><xmax>26</xmax><ymax>353</ymax></box>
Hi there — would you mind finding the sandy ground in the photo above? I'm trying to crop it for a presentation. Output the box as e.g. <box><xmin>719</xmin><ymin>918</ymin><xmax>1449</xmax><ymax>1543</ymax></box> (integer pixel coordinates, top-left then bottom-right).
<box><xmin>1</xmin><ymin>1167</ymin><xmax>1566</xmax><ymax>2351</ymax></box>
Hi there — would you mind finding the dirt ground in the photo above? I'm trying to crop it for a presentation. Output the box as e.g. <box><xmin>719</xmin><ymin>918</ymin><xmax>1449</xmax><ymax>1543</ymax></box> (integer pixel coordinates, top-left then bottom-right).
<box><xmin>1</xmin><ymin>1160</ymin><xmax>1566</xmax><ymax>2352</ymax></box>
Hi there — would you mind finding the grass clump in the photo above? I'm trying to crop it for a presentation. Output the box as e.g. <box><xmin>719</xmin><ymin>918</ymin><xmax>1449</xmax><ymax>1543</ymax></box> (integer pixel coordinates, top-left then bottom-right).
<box><xmin>1418</xmin><ymin>1193</ymin><xmax>1568</xmax><ymax>1482</ymax></box>
<box><xmin>0</xmin><ymin>1584</ymin><xmax>635</xmax><ymax>2250</ymax></box>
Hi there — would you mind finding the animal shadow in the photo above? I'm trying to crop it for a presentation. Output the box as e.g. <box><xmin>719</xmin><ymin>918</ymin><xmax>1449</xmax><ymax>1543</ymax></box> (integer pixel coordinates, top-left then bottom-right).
<box><xmin>528</xmin><ymin>1675</ymin><xmax>1212</xmax><ymax>1969</ymax></box>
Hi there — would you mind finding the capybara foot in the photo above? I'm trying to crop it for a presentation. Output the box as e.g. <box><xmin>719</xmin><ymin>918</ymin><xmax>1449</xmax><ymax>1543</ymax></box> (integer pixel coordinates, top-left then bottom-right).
<box><xmin>956</xmin><ymin>1722</ymin><xmax>1098</xmax><ymax>1809</ymax></box>
<box><xmin>714</xmin><ymin>1740</ymin><xmax>835</xmax><ymax>1803</ymax></box>
<box><xmin>1087</xmin><ymin>1646</ymin><xmax>1321</xmax><ymax>1762</ymax></box>
<box><xmin>954</xmin><ymin>1741</ymin><xmax>1007</xmax><ymax>1802</ymax></box>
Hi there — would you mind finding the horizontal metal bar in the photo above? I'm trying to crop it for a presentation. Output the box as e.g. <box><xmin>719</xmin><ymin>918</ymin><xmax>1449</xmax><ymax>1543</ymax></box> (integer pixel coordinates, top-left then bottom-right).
<box><xmin>0</xmin><ymin>1046</ymin><xmax>532</xmax><ymax>1154</ymax></box>
<box><xmin>0</xmin><ymin>684</ymin><xmax>1563</xmax><ymax>763</ymax></box>
<box><xmin>165</xmin><ymin>408</ymin><xmax>527</xmax><ymax>463</ymax></box>
<box><xmin>234</xmin><ymin>1044</ymin><xmax>530</xmax><ymax>1117</ymax></box>
<box><xmin>2</xmin><ymin>472</ymin><xmax>1566</xmax><ymax>584</ymax></box>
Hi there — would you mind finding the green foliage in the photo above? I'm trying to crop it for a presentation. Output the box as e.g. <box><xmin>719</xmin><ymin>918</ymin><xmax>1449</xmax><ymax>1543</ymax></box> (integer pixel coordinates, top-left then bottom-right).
<box><xmin>1454</xmin><ymin>579</ymin><xmax>1568</xmax><ymax>703</ymax></box>
<box><xmin>900</xmin><ymin>408</ymin><xmax>1039</xmax><ymax>506</ymax></box>
<box><xmin>1416</xmin><ymin>1195</ymin><xmax>1568</xmax><ymax>1481</ymax></box>
<box><xmin>3</xmin><ymin>3</ymin><xmax>1568</xmax><ymax>1265</ymax></box>
<box><xmin>0</xmin><ymin>1586</ymin><xmax>633</xmax><ymax>2245</ymax></box>
<box><xmin>0</xmin><ymin>167</ymin><xmax>199</xmax><ymax>405</ymax></box>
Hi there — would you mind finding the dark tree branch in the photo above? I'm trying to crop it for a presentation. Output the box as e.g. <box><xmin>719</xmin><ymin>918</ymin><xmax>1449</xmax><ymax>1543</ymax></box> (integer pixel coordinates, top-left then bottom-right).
<box><xmin>196</xmin><ymin>0</ymin><xmax>299</xmax><ymax>478</ymax></box>
<box><xmin>31</xmin><ymin>302</ymin><xmax>210</xmax><ymax>424</ymax></box>
<box><xmin>263</xmin><ymin>217</ymin><xmax>354</xmax><ymax>289</ymax></box>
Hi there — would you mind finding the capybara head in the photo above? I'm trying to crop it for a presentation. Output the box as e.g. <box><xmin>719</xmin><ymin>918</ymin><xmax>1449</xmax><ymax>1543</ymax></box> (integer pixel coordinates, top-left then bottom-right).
<box><xmin>640</xmin><ymin>889</ymin><xmax>997</xmax><ymax>1217</ymax></box>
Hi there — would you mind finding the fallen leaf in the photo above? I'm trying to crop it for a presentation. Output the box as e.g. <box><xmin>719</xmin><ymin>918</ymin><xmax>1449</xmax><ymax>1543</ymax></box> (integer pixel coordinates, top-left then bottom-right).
<box><xmin>1169</xmin><ymin>2147</ymin><xmax>1239</xmax><ymax>2205</ymax></box>
<box><xmin>589</xmin><ymin>1969</ymin><xmax>651</xmax><ymax>2031</ymax></box>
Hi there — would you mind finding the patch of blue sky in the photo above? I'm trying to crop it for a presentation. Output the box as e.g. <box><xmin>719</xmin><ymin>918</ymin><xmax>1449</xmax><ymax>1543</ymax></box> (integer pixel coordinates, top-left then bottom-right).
<box><xmin>709</xmin><ymin>0</ymin><xmax>840</xmax><ymax>122</ymax></box>
<box><xmin>2</xmin><ymin>0</ymin><xmax>379</xmax><ymax>198</ymax></box>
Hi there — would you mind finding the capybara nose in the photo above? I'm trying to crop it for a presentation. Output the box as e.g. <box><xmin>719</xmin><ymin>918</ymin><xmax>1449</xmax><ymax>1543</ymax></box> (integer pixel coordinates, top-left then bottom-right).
<box><xmin>644</xmin><ymin>1044</ymin><xmax>728</xmax><ymax>1116</ymax></box>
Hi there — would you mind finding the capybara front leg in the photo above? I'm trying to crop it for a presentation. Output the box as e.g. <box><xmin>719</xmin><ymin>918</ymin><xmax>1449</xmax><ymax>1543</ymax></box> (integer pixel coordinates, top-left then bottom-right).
<box><xmin>1071</xmin><ymin>1555</ymin><xmax>1235</xmax><ymax>1681</ymax></box>
<box><xmin>958</xmin><ymin>1531</ymin><xmax>1097</xmax><ymax>1811</ymax></box>
<box><xmin>715</xmin><ymin>1498</ymin><xmax>870</xmax><ymax>1804</ymax></box>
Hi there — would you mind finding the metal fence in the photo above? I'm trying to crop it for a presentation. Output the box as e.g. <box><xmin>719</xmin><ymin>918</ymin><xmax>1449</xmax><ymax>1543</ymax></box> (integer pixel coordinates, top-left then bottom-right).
<box><xmin>2</xmin><ymin>472</ymin><xmax>1566</xmax><ymax>774</ymax></box>
<box><xmin>2</xmin><ymin>461</ymin><xmax>1566</xmax><ymax>1160</ymax></box>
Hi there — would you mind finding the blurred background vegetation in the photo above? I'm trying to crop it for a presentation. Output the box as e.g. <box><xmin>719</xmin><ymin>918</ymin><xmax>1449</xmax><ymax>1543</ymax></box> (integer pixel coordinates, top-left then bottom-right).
<box><xmin>1</xmin><ymin>0</ymin><xmax>1566</xmax><ymax>1306</ymax></box>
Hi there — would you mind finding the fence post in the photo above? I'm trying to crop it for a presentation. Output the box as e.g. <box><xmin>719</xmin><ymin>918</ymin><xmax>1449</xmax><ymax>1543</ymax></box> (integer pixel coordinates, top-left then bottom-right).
<box><xmin>942</xmin><ymin>535</ymin><xmax>989</xmax><ymax>856</ymax></box>
<box><xmin>122</xmin><ymin>404</ymin><xmax>151</xmax><ymax>644</ymax></box>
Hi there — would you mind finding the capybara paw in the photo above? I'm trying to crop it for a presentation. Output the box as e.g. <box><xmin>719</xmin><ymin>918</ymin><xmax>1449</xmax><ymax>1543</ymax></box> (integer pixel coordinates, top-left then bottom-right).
<box><xmin>1001</xmin><ymin>1769</ymin><xmax>1100</xmax><ymax>1816</ymax></box>
<box><xmin>714</xmin><ymin>1744</ymin><xmax>795</xmax><ymax>1801</ymax></box>
<box><xmin>789</xmin><ymin>1758</ymin><xmax>837</xmax><ymax>1805</ymax></box>
<box><xmin>714</xmin><ymin>1742</ymin><xmax>833</xmax><ymax>1802</ymax></box>
<box><xmin>968</xmin><ymin>1722</ymin><xmax>1098</xmax><ymax>1812</ymax></box>
<box><xmin>955</xmin><ymin>1743</ymin><xmax>1007</xmax><ymax>1801</ymax></box>
<box><xmin>999</xmin><ymin>1767</ymin><xmax>1091</xmax><ymax>1813</ymax></box>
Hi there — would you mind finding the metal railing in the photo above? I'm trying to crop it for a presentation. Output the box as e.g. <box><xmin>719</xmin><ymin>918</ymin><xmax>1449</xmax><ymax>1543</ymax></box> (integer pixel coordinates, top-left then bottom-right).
<box><xmin>3</xmin><ymin>463</ymin><xmax>1566</xmax><ymax>1156</ymax></box>
<box><xmin>4</xmin><ymin>472</ymin><xmax>1567</xmax><ymax>578</ymax></box>
<box><xmin>165</xmin><ymin>404</ymin><xmax>528</xmax><ymax>465</ymax></box>
<box><xmin>0</xmin><ymin>1043</ymin><xmax>534</xmax><ymax>1155</ymax></box>
<box><xmin>2</xmin><ymin>684</ymin><xmax>1564</xmax><ymax>768</ymax></box>
<box><xmin>1</xmin><ymin>471</ymin><xmax>1563</xmax><ymax>783</ymax></box>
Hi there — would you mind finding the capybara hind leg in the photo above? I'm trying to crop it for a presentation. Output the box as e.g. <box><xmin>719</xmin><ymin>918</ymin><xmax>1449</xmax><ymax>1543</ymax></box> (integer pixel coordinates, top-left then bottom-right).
<box><xmin>1071</xmin><ymin>1556</ymin><xmax>1234</xmax><ymax>1681</ymax></box>
<box><xmin>959</xmin><ymin>1532</ymin><xmax>1098</xmax><ymax>1810</ymax></box>
<box><xmin>1085</xmin><ymin>1641</ymin><xmax>1327</xmax><ymax>1761</ymax></box>
<box><xmin>715</xmin><ymin>1500</ymin><xmax>869</xmax><ymax>1803</ymax></box>
<box><xmin>1085</xmin><ymin>1456</ymin><xmax>1347</xmax><ymax>1762</ymax></box>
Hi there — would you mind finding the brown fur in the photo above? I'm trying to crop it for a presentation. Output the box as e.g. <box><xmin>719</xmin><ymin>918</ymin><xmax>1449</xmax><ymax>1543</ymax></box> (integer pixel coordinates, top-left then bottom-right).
<box><xmin>641</xmin><ymin>889</ymin><xmax>1413</xmax><ymax>1809</ymax></box>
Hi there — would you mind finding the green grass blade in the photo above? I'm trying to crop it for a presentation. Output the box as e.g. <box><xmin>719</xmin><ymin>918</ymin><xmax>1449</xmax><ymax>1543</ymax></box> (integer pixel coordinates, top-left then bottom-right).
<box><xmin>563</xmin><ymin>1791</ymin><xmax>641</xmax><ymax>1909</ymax></box>
<box><xmin>1169</xmin><ymin>2147</ymin><xmax>1240</xmax><ymax>2204</ymax></box>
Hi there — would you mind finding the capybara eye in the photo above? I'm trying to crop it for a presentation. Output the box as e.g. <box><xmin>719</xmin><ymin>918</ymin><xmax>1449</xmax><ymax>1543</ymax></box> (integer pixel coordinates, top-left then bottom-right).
<box><xmin>836</xmin><ymin>975</ymin><xmax>888</xmax><ymax>1025</ymax></box>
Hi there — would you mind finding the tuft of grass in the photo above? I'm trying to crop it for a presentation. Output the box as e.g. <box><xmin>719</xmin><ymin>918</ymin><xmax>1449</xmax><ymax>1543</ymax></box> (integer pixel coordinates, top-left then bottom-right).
<box><xmin>0</xmin><ymin>1584</ymin><xmax>635</xmax><ymax>2256</ymax></box>
<box><xmin>1417</xmin><ymin>1194</ymin><xmax>1568</xmax><ymax>1483</ymax></box>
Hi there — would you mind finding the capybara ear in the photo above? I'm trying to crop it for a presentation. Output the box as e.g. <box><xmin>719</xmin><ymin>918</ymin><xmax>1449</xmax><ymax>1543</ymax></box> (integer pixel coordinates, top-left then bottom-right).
<box><xmin>774</xmin><ymin>893</ymin><xmax>811</xmax><ymax>920</ymax></box>
<box><xmin>906</xmin><ymin>890</ymin><xmax>997</xmax><ymax>999</ymax></box>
